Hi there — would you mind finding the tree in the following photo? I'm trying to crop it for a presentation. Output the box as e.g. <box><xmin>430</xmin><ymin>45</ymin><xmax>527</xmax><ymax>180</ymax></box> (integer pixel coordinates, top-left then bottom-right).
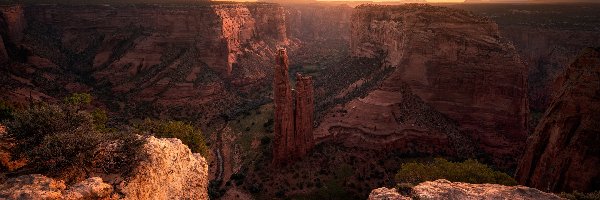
<box><xmin>136</xmin><ymin>119</ymin><xmax>209</xmax><ymax>157</ymax></box>
<box><xmin>5</xmin><ymin>94</ymin><xmax>144</xmax><ymax>183</ymax></box>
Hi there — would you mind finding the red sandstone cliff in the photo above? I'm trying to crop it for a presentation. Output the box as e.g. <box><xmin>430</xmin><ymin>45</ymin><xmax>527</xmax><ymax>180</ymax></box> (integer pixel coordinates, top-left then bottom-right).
<box><xmin>0</xmin><ymin>3</ymin><xmax>287</xmax><ymax>124</ymax></box>
<box><xmin>516</xmin><ymin>47</ymin><xmax>600</xmax><ymax>193</ymax></box>
<box><xmin>335</xmin><ymin>4</ymin><xmax>528</xmax><ymax>169</ymax></box>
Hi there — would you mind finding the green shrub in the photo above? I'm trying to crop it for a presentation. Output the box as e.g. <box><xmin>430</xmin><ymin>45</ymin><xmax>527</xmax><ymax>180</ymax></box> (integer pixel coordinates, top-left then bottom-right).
<box><xmin>63</xmin><ymin>93</ymin><xmax>92</xmax><ymax>107</ymax></box>
<box><xmin>6</xmin><ymin>102</ymin><xmax>144</xmax><ymax>183</ymax></box>
<box><xmin>136</xmin><ymin>119</ymin><xmax>209</xmax><ymax>157</ymax></box>
<box><xmin>395</xmin><ymin>158</ymin><xmax>517</xmax><ymax>187</ymax></box>
<box><xmin>0</xmin><ymin>100</ymin><xmax>15</xmax><ymax>121</ymax></box>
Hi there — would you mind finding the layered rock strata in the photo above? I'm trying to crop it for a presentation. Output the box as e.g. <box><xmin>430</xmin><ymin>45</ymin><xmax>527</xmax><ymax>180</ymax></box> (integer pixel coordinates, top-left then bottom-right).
<box><xmin>516</xmin><ymin>47</ymin><xmax>600</xmax><ymax>193</ymax></box>
<box><xmin>347</xmin><ymin>4</ymin><xmax>529</xmax><ymax>168</ymax></box>
<box><xmin>272</xmin><ymin>49</ymin><xmax>315</xmax><ymax>165</ymax></box>
<box><xmin>369</xmin><ymin>180</ymin><xmax>563</xmax><ymax>200</ymax></box>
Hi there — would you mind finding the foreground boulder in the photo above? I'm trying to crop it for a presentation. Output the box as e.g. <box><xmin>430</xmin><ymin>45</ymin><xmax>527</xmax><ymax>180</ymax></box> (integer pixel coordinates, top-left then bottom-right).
<box><xmin>0</xmin><ymin>136</ymin><xmax>209</xmax><ymax>200</ymax></box>
<box><xmin>369</xmin><ymin>180</ymin><xmax>563</xmax><ymax>200</ymax></box>
<box><xmin>119</xmin><ymin>136</ymin><xmax>209</xmax><ymax>199</ymax></box>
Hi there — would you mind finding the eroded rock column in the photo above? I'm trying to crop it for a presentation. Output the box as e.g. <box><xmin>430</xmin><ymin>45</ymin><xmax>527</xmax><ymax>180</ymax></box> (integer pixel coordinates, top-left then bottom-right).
<box><xmin>294</xmin><ymin>73</ymin><xmax>314</xmax><ymax>158</ymax></box>
<box><xmin>272</xmin><ymin>49</ymin><xmax>315</xmax><ymax>165</ymax></box>
<box><xmin>272</xmin><ymin>48</ymin><xmax>294</xmax><ymax>165</ymax></box>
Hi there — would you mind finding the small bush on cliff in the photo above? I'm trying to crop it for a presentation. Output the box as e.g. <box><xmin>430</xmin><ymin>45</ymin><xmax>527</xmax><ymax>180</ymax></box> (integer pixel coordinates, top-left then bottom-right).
<box><xmin>6</xmin><ymin>94</ymin><xmax>144</xmax><ymax>183</ymax></box>
<box><xmin>136</xmin><ymin>119</ymin><xmax>209</xmax><ymax>157</ymax></box>
<box><xmin>395</xmin><ymin>158</ymin><xmax>517</xmax><ymax>188</ymax></box>
<box><xmin>0</xmin><ymin>100</ymin><xmax>15</xmax><ymax>121</ymax></box>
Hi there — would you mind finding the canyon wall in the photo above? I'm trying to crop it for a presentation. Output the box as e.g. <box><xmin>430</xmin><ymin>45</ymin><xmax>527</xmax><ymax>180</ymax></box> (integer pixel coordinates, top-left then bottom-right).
<box><xmin>0</xmin><ymin>3</ymin><xmax>287</xmax><ymax>124</ymax></box>
<box><xmin>272</xmin><ymin>49</ymin><xmax>315</xmax><ymax>165</ymax></box>
<box><xmin>344</xmin><ymin>4</ymin><xmax>529</xmax><ymax>168</ymax></box>
<box><xmin>285</xmin><ymin>4</ymin><xmax>352</xmax><ymax>43</ymax></box>
<box><xmin>516</xmin><ymin>47</ymin><xmax>600</xmax><ymax>193</ymax></box>
<box><xmin>0</xmin><ymin>5</ymin><xmax>25</xmax><ymax>44</ymax></box>
<box><xmin>502</xmin><ymin>28</ymin><xmax>600</xmax><ymax>113</ymax></box>
<box><xmin>0</xmin><ymin>5</ymin><xmax>25</xmax><ymax>64</ymax></box>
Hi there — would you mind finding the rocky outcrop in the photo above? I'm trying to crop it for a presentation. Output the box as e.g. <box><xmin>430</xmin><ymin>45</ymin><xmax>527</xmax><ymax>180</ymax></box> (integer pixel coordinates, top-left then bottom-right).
<box><xmin>272</xmin><ymin>49</ymin><xmax>315</xmax><ymax>165</ymax></box>
<box><xmin>0</xmin><ymin>175</ymin><xmax>114</xmax><ymax>199</ymax></box>
<box><xmin>347</xmin><ymin>4</ymin><xmax>529</xmax><ymax>169</ymax></box>
<box><xmin>120</xmin><ymin>136</ymin><xmax>209</xmax><ymax>199</ymax></box>
<box><xmin>369</xmin><ymin>180</ymin><xmax>563</xmax><ymax>200</ymax></box>
<box><xmin>368</xmin><ymin>187</ymin><xmax>410</xmax><ymax>200</ymax></box>
<box><xmin>294</xmin><ymin>73</ymin><xmax>314</xmax><ymax>158</ymax></box>
<box><xmin>516</xmin><ymin>47</ymin><xmax>600</xmax><ymax>193</ymax></box>
<box><xmin>0</xmin><ymin>136</ymin><xmax>209</xmax><ymax>199</ymax></box>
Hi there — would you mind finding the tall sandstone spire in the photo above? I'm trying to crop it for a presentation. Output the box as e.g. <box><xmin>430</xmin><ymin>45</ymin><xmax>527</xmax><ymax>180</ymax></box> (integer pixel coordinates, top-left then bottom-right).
<box><xmin>295</xmin><ymin>73</ymin><xmax>315</xmax><ymax>158</ymax></box>
<box><xmin>273</xmin><ymin>48</ymin><xmax>295</xmax><ymax>165</ymax></box>
<box><xmin>272</xmin><ymin>48</ymin><xmax>315</xmax><ymax>165</ymax></box>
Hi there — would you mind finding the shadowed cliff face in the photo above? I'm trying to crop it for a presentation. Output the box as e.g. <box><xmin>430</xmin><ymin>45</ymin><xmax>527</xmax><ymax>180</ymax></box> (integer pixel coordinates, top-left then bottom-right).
<box><xmin>452</xmin><ymin>3</ymin><xmax>600</xmax><ymax>132</ymax></box>
<box><xmin>516</xmin><ymin>47</ymin><xmax>600</xmax><ymax>193</ymax></box>
<box><xmin>0</xmin><ymin>3</ymin><xmax>287</xmax><ymax>124</ymax></box>
<box><xmin>344</xmin><ymin>4</ymin><xmax>529</xmax><ymax>169</ymax></box>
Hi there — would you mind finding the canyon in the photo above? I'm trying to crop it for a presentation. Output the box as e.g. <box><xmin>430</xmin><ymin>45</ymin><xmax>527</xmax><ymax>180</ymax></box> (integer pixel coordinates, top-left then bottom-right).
<box><xmin>1</xmin><ymin>3</ymin><xmax>287</xmax><ymax>124</ymax></box>
<box><xmin>1</xmin><ymin>1</ymin><xmax>600</xmax><ymax>199</ymax></box>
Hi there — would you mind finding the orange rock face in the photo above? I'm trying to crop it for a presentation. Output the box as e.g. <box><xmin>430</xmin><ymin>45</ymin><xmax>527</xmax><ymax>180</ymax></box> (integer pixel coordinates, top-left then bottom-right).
<box><xmin>516</xmin><ymin>47</ymin><xmax>600</xmax><ymax>193</ymax></box>
<box><xmin>348</xmin><ymin>4</ymin><xmax>529</xmax><ymax>169</ymax></box>
<box><xmin>272</xmin><ymin>49</ymin><xmax>315</xmax><ymax>165</ymax></box>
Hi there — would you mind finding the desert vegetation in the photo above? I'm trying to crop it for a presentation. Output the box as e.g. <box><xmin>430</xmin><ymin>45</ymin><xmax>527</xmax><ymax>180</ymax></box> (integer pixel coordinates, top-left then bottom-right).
<box><xmin>135</xmin><ymin>119</ymin><xmax>209</xmax><ymax>157</ymax></box>
<box><xmin>1</xmin><ymin>93</ymin><xmax>145</xmax><ymax>183</ymax></box>
<box><xmin>395</xmin><ymin>158</ymin><xmax>517</xmax><ymax>194</ymax></box>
